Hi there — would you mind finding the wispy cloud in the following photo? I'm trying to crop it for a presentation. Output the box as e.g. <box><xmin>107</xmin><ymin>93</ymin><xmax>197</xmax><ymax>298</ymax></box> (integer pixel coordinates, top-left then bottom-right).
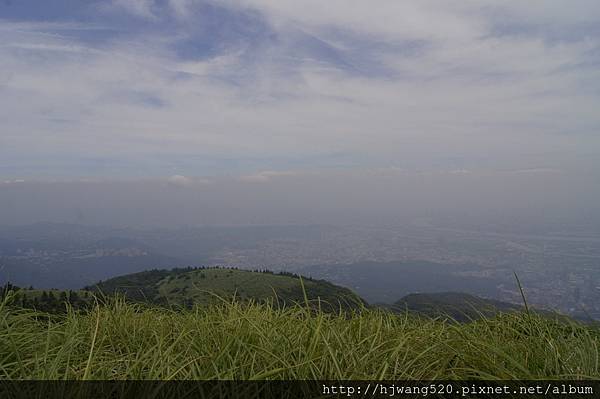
<box><xmin>0</xmin><ymin>0</ymin><xmax>599</xmax><ymax>179</ymax></box>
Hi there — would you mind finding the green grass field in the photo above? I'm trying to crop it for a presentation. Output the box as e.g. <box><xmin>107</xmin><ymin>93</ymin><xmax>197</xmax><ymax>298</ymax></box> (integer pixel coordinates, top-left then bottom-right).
<box><xmin>2</xmin><ymin>292</ymin><xmax>599</xmax><ymax>380</ymax></box>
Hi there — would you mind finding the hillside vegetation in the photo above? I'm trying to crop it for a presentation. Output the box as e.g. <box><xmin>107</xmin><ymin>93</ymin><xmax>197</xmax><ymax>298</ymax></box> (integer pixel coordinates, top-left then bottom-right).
<box><xmin>1</xmin><ymin>294</ymin><xmax>599</xmax><ymax>380</ymax></box>
<box><xmin>87</xmin><ymin>267</ymin><xmax>365</xmax><ymax>312</ymax></box>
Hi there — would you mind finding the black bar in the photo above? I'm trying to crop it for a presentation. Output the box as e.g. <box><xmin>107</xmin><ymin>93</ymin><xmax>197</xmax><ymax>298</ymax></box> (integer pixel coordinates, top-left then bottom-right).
<box><xmin>1</xmin><ymin>380</ymin><xmax>598</xmax><ymax>399</ymax></box>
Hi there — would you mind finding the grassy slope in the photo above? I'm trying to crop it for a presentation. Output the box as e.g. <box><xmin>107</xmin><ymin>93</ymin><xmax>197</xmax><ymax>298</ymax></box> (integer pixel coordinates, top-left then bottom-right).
<box><xmin>90</xmin><ymin>268</ymin><xmax>365</xmax><ymax>311</ymax></box>
<box><xmin>1</xmin><ymin>296</ymin><xmax>599</xmax><ymax>380</ymax></box>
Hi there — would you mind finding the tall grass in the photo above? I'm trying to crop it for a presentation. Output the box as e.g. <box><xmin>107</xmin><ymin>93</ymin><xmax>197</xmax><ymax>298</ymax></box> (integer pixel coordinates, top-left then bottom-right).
<box><xmin>1</xmin><ymin>293</ymin><xmax>599</xmax><ymax>380</ymax></box>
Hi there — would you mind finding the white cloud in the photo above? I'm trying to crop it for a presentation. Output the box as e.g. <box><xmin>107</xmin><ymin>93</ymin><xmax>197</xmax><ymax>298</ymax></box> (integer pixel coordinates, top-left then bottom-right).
<box><xmin>0</xmin><ymin>1</ymin><xmax>599</xmax><ymax>179</ymax></box>
<box><xmin>230</xmin><ymin>0</ymin><xmax>484</xmax><ymax>41</ymax></box>
<box><xmin>232</xmin><ymin>0</ymin><xmax>600</xmax><ymax>39</ymax></box>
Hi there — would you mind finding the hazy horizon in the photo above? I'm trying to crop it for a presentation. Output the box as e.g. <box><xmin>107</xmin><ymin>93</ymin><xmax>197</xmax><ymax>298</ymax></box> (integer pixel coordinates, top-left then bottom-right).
<box><xmin>2</xmin><ymin>169</ymin><xmax>600</xmax><ymax>231</ymax></box>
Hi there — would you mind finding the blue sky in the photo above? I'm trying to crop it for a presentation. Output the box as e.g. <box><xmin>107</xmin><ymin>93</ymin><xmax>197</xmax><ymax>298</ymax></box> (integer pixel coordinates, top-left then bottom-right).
<box><xmin>1</xmin><ymin>0</ymin><xmax>599</xmax><ymax>181</ymax></box>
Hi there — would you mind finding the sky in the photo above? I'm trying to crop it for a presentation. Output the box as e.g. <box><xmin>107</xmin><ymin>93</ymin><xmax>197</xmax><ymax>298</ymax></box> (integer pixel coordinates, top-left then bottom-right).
<box><xmin>1</xmin><ymin>1</ymin><xmax>600</xmax><ymax>228</ymax></box>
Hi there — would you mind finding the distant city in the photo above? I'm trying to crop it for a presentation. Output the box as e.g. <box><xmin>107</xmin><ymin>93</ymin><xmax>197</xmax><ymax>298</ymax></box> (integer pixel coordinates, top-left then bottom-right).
<box><xmin>1</xmin><ymin>222</ymin><xmax>599</xmax><ymax>320</ymax></box>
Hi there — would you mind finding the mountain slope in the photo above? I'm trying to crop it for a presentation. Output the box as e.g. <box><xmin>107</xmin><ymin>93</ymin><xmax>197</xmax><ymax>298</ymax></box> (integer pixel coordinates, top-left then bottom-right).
<box><xmin>87</xmin><ymin>267</ymin><xmax>366</xmax><ymax>311</ymax></box>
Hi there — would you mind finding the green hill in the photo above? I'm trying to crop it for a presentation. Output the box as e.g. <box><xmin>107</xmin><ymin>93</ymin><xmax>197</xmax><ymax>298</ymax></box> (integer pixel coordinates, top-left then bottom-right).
<box><xmin>86</xmin><ymin>267</ymin><xmax>366</xmax><ymax>311</ymax></box>
<box><xmin>385</xmin><ymin>292</ymin><xmax>522</xmax><ymax>322</ymax></box>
